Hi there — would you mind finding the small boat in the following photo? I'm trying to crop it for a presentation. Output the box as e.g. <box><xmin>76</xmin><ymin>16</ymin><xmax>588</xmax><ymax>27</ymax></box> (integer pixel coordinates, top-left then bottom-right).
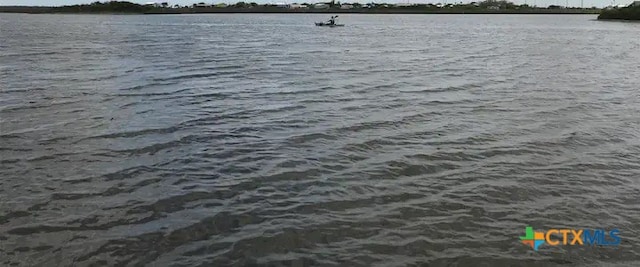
<box><xmin>315</xmin><ymin>15</ymin><xmax>344</xmax><ymax>27</ymax></box>
<box><xmin>315</xmin><ymin>22</ymin><xmax>344</xmax><ymax>27</ymax></box>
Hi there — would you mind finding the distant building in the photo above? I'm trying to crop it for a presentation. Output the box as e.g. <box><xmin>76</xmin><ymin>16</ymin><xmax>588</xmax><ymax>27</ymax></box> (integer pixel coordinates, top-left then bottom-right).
<box><xmin>314</xmin><ymin>3</ymin><xmax>330</xmax><ymax>9</ymax></box>
<box><xmin>193</xmin><ymin>2</ymin><xmax>210</xmax><ymax>8</ymax></box>
<box><xmin>290</xmin><ymin>4</ymin><xmax>309</xmax><ymax>9</ymax></box>
<box><xmin>340</xmin><ymin>4</ymin><xmax>354</xmax><ymax>9</ymax></box>
<box><xmin>214</xmin><ymin>3</ymin><xmax>227</xmax><ymax>8</ymax></box>
<box><xmin>487</xmin><ymin>5</ymin><xmax>500</xmax><ymax>10</ymax></box>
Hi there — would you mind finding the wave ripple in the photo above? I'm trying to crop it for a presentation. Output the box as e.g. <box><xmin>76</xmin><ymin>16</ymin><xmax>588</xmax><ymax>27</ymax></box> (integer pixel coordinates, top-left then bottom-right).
<box><xmin>2</xmin><ymin>14</ymin><xmax>640</xmax><ymax>267</ymax></box>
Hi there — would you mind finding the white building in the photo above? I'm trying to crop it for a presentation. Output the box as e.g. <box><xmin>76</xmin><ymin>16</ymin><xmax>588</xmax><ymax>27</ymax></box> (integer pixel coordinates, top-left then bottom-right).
<box><xmin>193</xmin><ymin>2</ymin><xmax>210</xmax><ymax>8</ymax></box>
<box><xmin>144</xmin><ymin>1</ymin><xmax>169</xmax><ymax>7</ymax></box>
<box><xmin>340</xmin><ymin>4</ymin><xmax>354</xmax><ymax>9</ymax></box>
<box><xmin>290</xmin><ymin>4</ymin><xmax>309</xmax><ymax>9</ymax></box>
<box><xmin>314</xmin><ymin>3</ymin><xmax>330</xmax><ymax>9</ymax></box>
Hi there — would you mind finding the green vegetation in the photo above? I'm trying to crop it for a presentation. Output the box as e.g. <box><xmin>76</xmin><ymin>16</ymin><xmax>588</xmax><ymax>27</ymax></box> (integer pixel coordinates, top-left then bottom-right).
<box><xmin>0</xmin><ymin>1</ymin><xmax>601</xmax><ymax>14</ymax></box>
<box><xmin>0</xmin><ymin>1</ymin><xmax>153</xmax><ymax>13</ymax></box>
<box><xmin>598</xmin><ymin>5</ymin><xmax>640</xmax><ymax>20</ymax></box>
<box><xmin>55</xmin><ymin>1</ymin><xmax>153</xmax><ymax>13</ymax></box>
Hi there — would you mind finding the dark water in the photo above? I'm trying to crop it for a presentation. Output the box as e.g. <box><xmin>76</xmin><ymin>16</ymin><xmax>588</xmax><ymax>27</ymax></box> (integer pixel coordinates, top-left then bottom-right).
<box><xmin>1</xmin><ymin>13</ymin><xmax>640</xmax><ymax>266</ymax></box>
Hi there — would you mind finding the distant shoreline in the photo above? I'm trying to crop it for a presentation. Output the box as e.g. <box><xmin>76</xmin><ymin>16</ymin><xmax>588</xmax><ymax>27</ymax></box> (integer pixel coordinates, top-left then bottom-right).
<box><xmin>0</xmin><ymin>10</ymin><xmax>602</xmax><ymax>15</ymax></box>
<box><xmin>0</xmin><ymin>7</ymin><xmax>601</xmax><ymax>15</ymax></box>
<box><xmin>146</xmin><ymin>9</ymin><xmax>601</xmax><ymax>15</ymax></box>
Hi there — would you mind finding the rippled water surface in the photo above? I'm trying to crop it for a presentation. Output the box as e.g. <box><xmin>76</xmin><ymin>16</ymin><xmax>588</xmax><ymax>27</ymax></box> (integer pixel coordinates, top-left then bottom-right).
<box><xmin>1</xmin><ymin>13</ymin><xmax>640</xmax><ymax>266</ymax></box>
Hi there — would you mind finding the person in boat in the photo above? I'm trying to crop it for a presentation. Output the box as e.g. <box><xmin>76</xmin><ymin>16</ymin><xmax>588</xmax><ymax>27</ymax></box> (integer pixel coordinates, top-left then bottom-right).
<box><xmin>328</xmin><ymin>16</ymin><xmax>335</xmax><ymax>25</ymax></box>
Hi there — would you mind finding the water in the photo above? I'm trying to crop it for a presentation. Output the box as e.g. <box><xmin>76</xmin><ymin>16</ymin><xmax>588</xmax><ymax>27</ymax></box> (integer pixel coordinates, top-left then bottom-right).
<box><xmin>1</xmin><ymin>13</ymin><xmax>640</xmax><ymax>266</ymax></box>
